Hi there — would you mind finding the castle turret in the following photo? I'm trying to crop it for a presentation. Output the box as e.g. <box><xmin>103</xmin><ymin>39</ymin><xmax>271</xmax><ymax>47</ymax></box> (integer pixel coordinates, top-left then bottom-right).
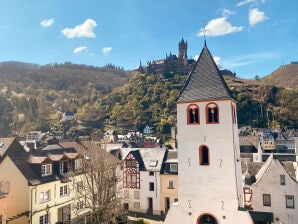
<box><xmin>178</xmin><ymin>38</ymin><xmax>188</xmax><ymax>61</ymax></box>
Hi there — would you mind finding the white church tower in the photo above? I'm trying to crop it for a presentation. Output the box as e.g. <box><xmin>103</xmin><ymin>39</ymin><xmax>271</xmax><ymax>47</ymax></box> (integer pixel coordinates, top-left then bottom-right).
<box><xmin>164</xmin><ymin>42</ymin><xmax>253</xmax><ymax>224</ymax></box>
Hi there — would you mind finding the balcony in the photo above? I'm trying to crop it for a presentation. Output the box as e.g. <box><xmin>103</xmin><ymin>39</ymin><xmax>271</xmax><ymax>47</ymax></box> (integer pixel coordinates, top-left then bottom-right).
<box><xmin>60</xmin><ymin>172</ymin><xmax>73</xmax><ymax>183</ymax></box>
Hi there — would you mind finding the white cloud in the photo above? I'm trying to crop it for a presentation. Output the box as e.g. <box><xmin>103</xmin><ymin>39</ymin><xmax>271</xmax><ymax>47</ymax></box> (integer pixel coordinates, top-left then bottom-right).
<box><xmin>102</xmin><ymin>47</ymin><xmax>112</xmax><ymax>55</ymax></box>
<box><xmin>249</xmin><ymin>8</ymin><xmax>269</xmax><ymax>26</ymax></box>
<box><xmin>61</xmin><ymin>19</ymin><xmax>97</xmax><ymax>38</ymax></box>
<box><xmin>213</xmin><ymin>56</ymin><xmax>221</xmax><ymax>66</ymax></box>
<box><xmin>198</xmin><ymin>17</ymin><xmax>244</xmax><ymax>37</ymax></box>
<box><xmin>40</xmin><ymin>18</ymin><xmax>54</xmax><ymax>27</ymax></box>
<box><xmin>236</xmin><ymin>0</ymin><xmax>256</xmax><ymax>7</ymax></box>
<box><xmin>73</xmin><ymin>46</ymin><xmax>87</xmax><ymax>54</ymax></box>
<box><xmin>194</xmin><ymin>55</ymin><xmax>199</xmax><ymax>61</ymax></box>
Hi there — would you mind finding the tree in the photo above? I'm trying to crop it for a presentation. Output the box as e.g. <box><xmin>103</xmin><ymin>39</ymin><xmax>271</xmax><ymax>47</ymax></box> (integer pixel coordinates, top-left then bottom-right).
<box><xmin>74</xmin><ymin>140</ymin><xmax>124</xmax><ymax>224</ymax></box>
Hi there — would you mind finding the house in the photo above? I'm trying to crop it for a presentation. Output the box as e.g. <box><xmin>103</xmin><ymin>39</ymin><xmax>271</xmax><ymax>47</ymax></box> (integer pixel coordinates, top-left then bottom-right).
<box><xmin>121</xmin><ymin>147</ymin><xmax>166</xmax><ymax>216</ymax></box>
<box><xmin>0</xmin><ymin>137</ymin><xmax>90</xmax><ymax>224</ymax></box>
<box><xmin>61</xmin><ymin>111</ymin><xmax>74</xmax><ymax>121</ymax></box>
<box><xmin>261</xmin><ymin>129</ymin><xmax>275</xmax><ymax>152</ymax></box>
<box><xmin>160</xmin><ymin>150</ymin><xmax>178</xmax><ymax>216</ymax></box>
<box><xmin>26</xmin><ymin>131</ymin><xmax>45</xmax><ymax>142</ymax></box>
<box><xmin>143</xmin><ymin>125</ymin><xmax>154</xmax><ymax>134</ymax></box>
<box><xmin>164</xmin><ymin>41</ymin><xmax>253</xmax><ymax>223</ymax></box>
<box><xmin>247</xmin><ymin>154</ymin><xmax>298</xmax><ymax>223</ymax></box>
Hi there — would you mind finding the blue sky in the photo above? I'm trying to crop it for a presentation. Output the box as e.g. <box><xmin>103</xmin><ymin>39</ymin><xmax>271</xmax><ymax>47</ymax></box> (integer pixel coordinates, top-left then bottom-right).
<box><xmin>0</xmin><ymin>0</ymin><xmax>297</xmax><ymax>79</ymax></box>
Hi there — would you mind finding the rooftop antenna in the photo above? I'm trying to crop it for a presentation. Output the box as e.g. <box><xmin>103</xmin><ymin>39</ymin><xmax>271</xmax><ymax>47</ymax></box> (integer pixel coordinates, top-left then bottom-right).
<box><xmin>201</xmin><ymin>20</ymin><xmax>208</xmax><ymax>45</ymax></box>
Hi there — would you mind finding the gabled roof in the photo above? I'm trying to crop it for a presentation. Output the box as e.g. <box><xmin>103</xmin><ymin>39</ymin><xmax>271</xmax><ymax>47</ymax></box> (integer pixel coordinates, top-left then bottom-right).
<box><xmin>121</xmin><ymin>148</ymin><xmax>166</xmax><ymax>172</ymax></box>
<box><xmin>2</xmin><ymin>140</ymin><xmax>83</xmax><ymax>185</ymax></box>
<box><xmin>178</xmin><ymin>41</ymin><xmax>231</xmax><ymax>103</ymax></box>
<box><xmin>254</xmin><ymin>154</ymin><xmax>297</xmax><ymax>184</ymax></box>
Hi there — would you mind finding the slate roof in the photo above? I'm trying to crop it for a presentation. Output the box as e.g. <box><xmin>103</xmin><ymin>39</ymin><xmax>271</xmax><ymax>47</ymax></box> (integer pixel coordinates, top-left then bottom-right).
<box><xmin>1</xmin><ymin>138</ymin><xmax>83</xmax><ymax>186</ymax></box>
<box><xmin>178</xmin><ymin>41</ymin><xmax>232</xmax><ymax>103</ymax></box>
<box><xmin>0</xmin><ymin>138</ymin><xmax>15</xmax><ymax>159</ymax></box>
<box><xmin>120</xmin><ymin>148</ymin><xmax>166</xmax><ymax>172</ymax></box>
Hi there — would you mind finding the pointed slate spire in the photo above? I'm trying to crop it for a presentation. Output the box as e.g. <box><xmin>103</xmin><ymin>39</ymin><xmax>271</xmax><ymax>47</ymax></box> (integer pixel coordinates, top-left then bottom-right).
<box><xmin>178</xmin><ymin>43</ymin><xmax>232</xmax><ymax>102</ymax></box>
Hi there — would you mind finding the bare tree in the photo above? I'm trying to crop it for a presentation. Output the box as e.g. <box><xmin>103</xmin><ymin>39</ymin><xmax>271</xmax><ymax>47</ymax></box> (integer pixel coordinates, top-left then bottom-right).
<box><xmin>73</xmin><ymin>140</ymin><xmax>124</xmax><ymax>224</ymax></box>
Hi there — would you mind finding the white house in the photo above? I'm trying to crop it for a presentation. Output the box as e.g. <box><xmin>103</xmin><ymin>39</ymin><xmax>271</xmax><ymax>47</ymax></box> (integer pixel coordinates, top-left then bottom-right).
<box><xmin>61</xmin><ymin>111</ymin><xmax>74</xmax><ymax>121</ymax></box>
<box><xmin>250</xmin><ymin>154</ymin><xmax>298</xmax><ymax>223</ymax></box>
<box><xmin>121</xmin><ymin>147</ymin><xmax>166</xmax><ymax>215</ymax></box>
<box><xmin>164</xmin><ymin>41</ymin><xmax>253</xmax><ymax>224</ymax></box>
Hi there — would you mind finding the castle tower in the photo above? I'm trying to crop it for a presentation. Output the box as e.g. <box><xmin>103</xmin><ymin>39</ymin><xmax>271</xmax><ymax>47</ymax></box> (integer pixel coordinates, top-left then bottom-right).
<box><xmin>164</xmin><ymin>42</ymin><xmax>253</xmax><ymax>224</ymax></box>
<box><xmin>178</xmin><ymin>38</ymin><xmax>188</xmax><ymax>60</ymax></box>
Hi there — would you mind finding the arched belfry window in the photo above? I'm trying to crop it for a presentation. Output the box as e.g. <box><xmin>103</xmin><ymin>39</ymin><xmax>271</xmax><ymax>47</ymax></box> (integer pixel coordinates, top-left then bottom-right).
<box><xmin>187</xmin><ymin>104</ymin><xmax>199</xmax><ymax>124</ymax></box>
<box><xmin>199</xmin><ymin>145</ymin><xmax>209</xmax><ymax>165</ymax></box>
<box><xmin>197</xmin><ymin>214</ymin><xmax>218</xmax><ymax>224</ymax></box>
<box><xmin>206</xmin><ymin>103</ymin><xmax>219</xmax><ymax>124</ymax></box>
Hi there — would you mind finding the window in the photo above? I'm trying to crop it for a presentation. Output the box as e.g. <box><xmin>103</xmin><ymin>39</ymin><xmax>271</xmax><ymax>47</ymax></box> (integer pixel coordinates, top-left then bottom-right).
<box><xmin>231</xmin><ymin>103</ymin><xmax>237</xmax><ymax>124</ymax></box>
<box><xmin>286</xmin><ymin>195</ymin><xmax>295</xmax><ymax>209</ymax></box>
<box><xmin>39</xmin><ymin>214</ymin><xmax>49</xmax><ymax>224</ymax></box>
<box><xmin>134</xmin><ymin>202</ymin><xmax>140</xmax><ymax>209</ymax></box>
<box><xmin>124</xmin><ymin>190</ymin><xmax>129</xmax><ymax>199</ymax></box>
<box><xmin>76</xmin><ymin>200</ymin><xmax>84</xmax><ymax>211</ymax></box>
<box><xmin>206</xmin><ymin>103</ymin><xmax>219</xmax><ymax>124</ymax></box>
<box><xmin>76</xmin><ymin>181</ymin><xmax>84</xmax><ymax>191</ymax></box>
<box><xmin>199</xmin><ymin>145</ymin><xmax>209</xmax><ymax>165</ymax></box>
<box><xmin>75</xmin><ymin>159</ymin><xmax>83</xmax><ymax>170</ymax></box>
<box><xmin>149</xmin><ymin>171</ymin><xmax>154</xmax><ymax>176</ymax></box>
<box><xmin>187</xmin><ymin>104</ymin><xmax>199</xmax><ymax>124</ymax></box>
<box><xmin>168</xmin><ymin>180</ymin><xmax>174</xmax><ymax>189</ymax></box>
<box><xmin>41</xmin><ymin>164</ymin><xmax>52</xmax><ymax>177</ymax></box>
<box><xmin>40</xmin><ymin>190</ymin><xmax>50</xmax><ymax>203</ymax></box>
<box><xmin>149</xmin><ymin>160</ymin><xmax>158</xmax><ymax>167</ymax></box>
<box><xmin>60</xmin><ymin>185</ymin><xmax>68</xmax><ymax>197</ymax></box>
<box><xmin>174</xmin><ymin>198</ymin><xmax>178</xmax><ymax>203</ymax></box>
<box><xmin>263</xmin><ymin>194</ymin><xmax>271</xmax><ymax>206</ymax></box>
<box><xmin>134</xmin><ymin>191</ymin><xmax>140</xmax><ymax>199</ymax></box>
<box><xmin>170</xmin><ymin>164</ymin><xmax>178</xmax><ymax>172</ymax></box>
<box><xmin>280</xmin><ymin>175</ymin><xmax>285</xmax><ymax>185</ymax></box>
<box><xmin>149</xmin><ymin>182</ymin><xmax>154</xmax><ymax>191</ymax></box>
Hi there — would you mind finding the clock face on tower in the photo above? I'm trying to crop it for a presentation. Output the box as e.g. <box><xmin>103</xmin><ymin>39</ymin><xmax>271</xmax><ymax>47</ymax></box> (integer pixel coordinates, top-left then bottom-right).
<box><xmin>197</xmin><ymin>214</ymin><xmax>217</xmax><ymax>224</ymax></box>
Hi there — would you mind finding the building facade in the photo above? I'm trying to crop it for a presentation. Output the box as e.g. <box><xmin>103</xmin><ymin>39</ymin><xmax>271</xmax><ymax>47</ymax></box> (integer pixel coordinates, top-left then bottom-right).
<box><xmin>164</xmin><ymin>42</ymin><xmax>253</xmax><ymax>224</ymax></box>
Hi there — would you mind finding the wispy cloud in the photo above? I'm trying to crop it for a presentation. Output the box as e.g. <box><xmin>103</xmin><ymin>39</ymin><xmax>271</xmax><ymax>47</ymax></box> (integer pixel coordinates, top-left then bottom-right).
<box><xmin>102</xmin><ymin>47</ymin><xmax>112</xmax><ymax>55</ymax></box>
<box><xmin>249</xmin><ymin>8</ymin><xmax>269</xmax><ymax>26</ymax></box>
<box><xmin>61</xmin><ymin>19</ymin><xmax>97</xmax><ymax>38</ymax></box>
<box><xmin>73</xmin><ymin>46</ymin><xmax>87</xmax><ymax>54</ymax></box>
<box><xmin>40</xmin><ymin>18</ymin><xmax>54</xmax><ymax>27</ymax></box>
<box><xmin>236</xmin><ymin>0</ymin><xmax>256</xmax><ymax>7</ymax></box>
<box><xmin>198</xmin><ymin>17</ymin><xmax>243</xmax><ymax>37</ymax></box>
<box><xmin>222</xmin><ymin>9</ymin><xmax>235</xmax><ymax>17</ymax></box>
<box><xmin>223</xmin><ymin>51</ymin><xmax>279</xmax><ymax>69</ymax></box>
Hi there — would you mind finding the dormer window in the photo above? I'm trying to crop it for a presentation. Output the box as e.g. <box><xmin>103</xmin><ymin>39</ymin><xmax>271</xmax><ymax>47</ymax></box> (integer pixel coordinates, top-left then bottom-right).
<box><xmin>206</xmin><ymin>103</ymin><xmax>219</xmax><ymax>124</ymax></box>
<box><xmin>170</xmin><ymin>163</ymin><xmax>178</xmax><ymax>172</ymax></box>
<box><xmin>75</xmin><ymin>159</ymin><xmax>83</xmax><ymax>170</ymax></box>
<box><xmin>41</xmin><ymin>164</ymin><xmax>52</xmax><ymax>177</ymax></box>
<box><xmin>187</xmin><ymin>104</ymin><xmax>199</xmax><ymax>124</ymax></box>
<box><xmin>60</xmin><ymin>160</ymin><xmax>69</xmax><ymax>174</ymax></box>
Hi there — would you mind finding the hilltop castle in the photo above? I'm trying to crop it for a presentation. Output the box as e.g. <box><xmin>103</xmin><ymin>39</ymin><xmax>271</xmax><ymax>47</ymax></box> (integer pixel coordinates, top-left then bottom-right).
<box><xmin>138</xmin><ymin>38</ymin><xmax>195</xmax><ymax>74</ymax></box>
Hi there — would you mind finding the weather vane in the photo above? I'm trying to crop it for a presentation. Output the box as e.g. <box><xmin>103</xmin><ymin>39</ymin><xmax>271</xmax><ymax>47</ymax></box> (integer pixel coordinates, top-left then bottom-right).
<box><xmin>201</xmin><ymin>20</ymin><xmax>207</xmax><ymax>42</ymax></box>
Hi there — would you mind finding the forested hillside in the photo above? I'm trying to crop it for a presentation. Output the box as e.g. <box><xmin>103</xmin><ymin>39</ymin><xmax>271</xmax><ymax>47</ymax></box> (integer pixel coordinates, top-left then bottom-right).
<box><xmin>0</xmin><ymin>61</ymin><xmax>297</xmax><ymax>138</ymax></box>
<box><xmin>0</xmin><ymin>62</ymin><xmax>129</xmax><ymax>137</ymax></box>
